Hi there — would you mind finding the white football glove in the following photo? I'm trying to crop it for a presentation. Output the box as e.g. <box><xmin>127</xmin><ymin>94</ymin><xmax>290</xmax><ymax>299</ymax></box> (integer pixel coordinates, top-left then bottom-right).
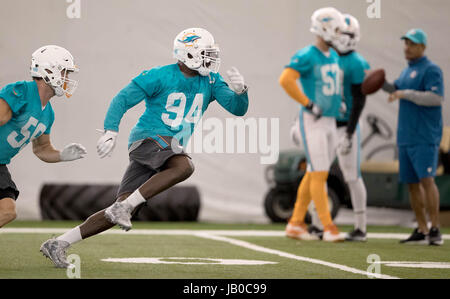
<box><xmin>338</xmin><ymin>134</ymin><xmax>353</xmax><ymax>156</ymax></box>
<box><xmin>60</xmin><ymin>143</ymin><xmax>87</xmax><ymax>162</ymax></box>
<box><xmin>305</xmin><ymin>102</ymin><xmax>322</xmax><ymax>119</ymax></box>
<box><xmin>226</xmin><ymin>67</ymin><xmax>247</xmax><ymax>94</ymax></box>
<box><xmin>290</xmin><ymin>117</ymin><xmax>301</xmax><ymax>147</ymax></box>
<box><xmin>97</xmin><ymin>130</ymin><xmax>118</xmax><ymax>158</ymax></box>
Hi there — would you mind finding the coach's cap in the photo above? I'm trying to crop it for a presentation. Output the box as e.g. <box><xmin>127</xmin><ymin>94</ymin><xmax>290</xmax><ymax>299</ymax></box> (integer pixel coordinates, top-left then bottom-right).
<box><xmin>401</xmin><ymin>28</ymin><xmax>427</xmax><ymax>45</ymax></box>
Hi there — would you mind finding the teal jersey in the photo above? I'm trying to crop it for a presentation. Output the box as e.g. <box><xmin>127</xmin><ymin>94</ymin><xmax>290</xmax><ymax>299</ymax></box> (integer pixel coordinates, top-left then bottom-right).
<box><xmin>337</xmin><ymin>51</ymin><xmax>370</xmax><ymax>122</ymax></box>
<box><xmin>286</xmin><ymin>45</ymin><xmax>342</xmax><ymax>117</ymax></box>
<box><xmin>0</xmin><ymin>81</ymin><xmax>55</xmax><ymax>164</ymax></box>
<box><xmin>104</xmin><ymin>63</ymin><xmax>249</xmax><ymax>147</ymax></box>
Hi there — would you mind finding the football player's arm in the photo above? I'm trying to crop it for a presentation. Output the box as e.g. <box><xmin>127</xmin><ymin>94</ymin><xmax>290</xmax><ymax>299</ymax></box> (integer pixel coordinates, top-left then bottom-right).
<box><xmin>0</xmin><ymin>98</ymin><xmax>12</xmax><ymax>126</ymax></box>
<box><xmin>346</xmin><ymin>84</ymin><xmax>366</xmax><ymax>136</ymax></box>
<box><xmin>103</xmin><ymin>81</ymin><xmax>147</xmax><ymax>132</ymax></box>
<box><xmin>32</xmin><ymin>134</ymin><xmax>87</xmax><ymax>163</ymax></box>
<box><xmin>346</xmin><ymin>62</ymin><xmax>369</xmax><ymax>136</ymax></box>
<box><xmin>213</xmin><ymin>77</ymin><xmax>249</xmax><ymax>116</ymax></box>
<box><xmin>32</xmin><ymin>134</ymin><xmax>61</xmax><ymax>163</ymax></box>
<box><xmin>278</xmin><ymin>68</ymin><xmax>310</xmax><ymax>107</ymax></box>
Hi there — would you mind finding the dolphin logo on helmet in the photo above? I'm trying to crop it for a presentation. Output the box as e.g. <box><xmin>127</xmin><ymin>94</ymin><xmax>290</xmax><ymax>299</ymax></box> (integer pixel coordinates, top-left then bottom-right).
<box><xmin>178</xmin><ymin>35</ymin><xmax>202</xmax><ymax>44</ymax></box>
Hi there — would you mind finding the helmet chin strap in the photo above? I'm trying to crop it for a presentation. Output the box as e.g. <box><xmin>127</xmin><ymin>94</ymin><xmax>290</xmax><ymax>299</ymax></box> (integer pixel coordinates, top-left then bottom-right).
<box><xmin>325</xmin><ymin>39</ymin><xmax>334</xmax><ymax>47</ymax></box>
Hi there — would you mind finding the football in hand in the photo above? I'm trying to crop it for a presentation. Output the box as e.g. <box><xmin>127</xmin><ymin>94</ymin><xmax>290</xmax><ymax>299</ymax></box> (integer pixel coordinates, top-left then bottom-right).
<box><xmin>361</xmin><ymin>68</ymin><xmax>386</xmax><ymax>95</ymax></box>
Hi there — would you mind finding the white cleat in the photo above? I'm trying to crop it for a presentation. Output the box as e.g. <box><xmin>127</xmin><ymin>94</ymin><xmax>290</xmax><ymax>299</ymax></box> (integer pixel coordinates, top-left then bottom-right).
<box><xmin>104</xmin><ymin>201</ymin><xmax>133</xmax><ymax>231</ymax></box>
<box><xmin>40</xmin><ymin>238</ymin><xmax>71</xmax><ymax>268</ymax></box>
<box><xmin>285</xmin><ymin>223</ymin><xmax>319</xmax><ymax>241</ymax></box>
<box><xmin>323</xmin><ymin>224</ymin><xmax>345</xmax><ymax>242</ymax></box>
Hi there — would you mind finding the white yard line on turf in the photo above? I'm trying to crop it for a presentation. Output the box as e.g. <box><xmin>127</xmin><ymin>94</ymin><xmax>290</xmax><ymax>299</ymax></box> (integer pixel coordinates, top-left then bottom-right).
<box><xmin>0</xmin><ymin>227</ymin><xmax>404</xmax><ymax>279</ymax></box>
<box><xmin>195</xmin><ymin>233</ymin><xmax>399</xmax><ymax>279</ymax></box>
<box><xmin>1</xmin><ymin>228</ymin><xmax>449</xmax><ymax>240</ymax></box>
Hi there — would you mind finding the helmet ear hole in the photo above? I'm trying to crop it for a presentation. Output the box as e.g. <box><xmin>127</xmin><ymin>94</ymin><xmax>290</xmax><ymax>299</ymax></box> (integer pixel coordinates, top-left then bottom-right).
<box><xmin>187</xmin><ymin>53</ymin><xmax>193</xmax><ymax>59</ymax></box>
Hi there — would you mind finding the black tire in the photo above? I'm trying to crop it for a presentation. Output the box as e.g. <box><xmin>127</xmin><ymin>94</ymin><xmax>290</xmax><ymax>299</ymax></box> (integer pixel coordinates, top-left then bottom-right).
<box><xmin>39</xmin><ymin>184</ymin><xmax>201</xmax><ymax>221</ymax></box>
<box><xmin>264</xmin><ymin>188</ymin><xmax>295</xmax><ymax>223</ymax></box>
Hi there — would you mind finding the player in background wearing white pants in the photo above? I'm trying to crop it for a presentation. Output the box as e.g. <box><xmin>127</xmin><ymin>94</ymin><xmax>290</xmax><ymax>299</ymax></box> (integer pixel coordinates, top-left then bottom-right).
<box><xmin>280</xmin><ymin>7</ymin><xmax>346</xmax><ymax>242</ymax></box>
<box><xmin>307</xmin><ymin>14</ymin><xmax>370</xmax><ymax>241</ymax></box>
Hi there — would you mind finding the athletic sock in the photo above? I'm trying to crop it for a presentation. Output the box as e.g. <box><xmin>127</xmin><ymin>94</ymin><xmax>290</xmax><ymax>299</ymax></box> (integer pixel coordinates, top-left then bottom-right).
<box><xmin>57</xmin><ymin>226</ymin><xmax>82</xmax><ymax>245</ymax></box>
<box><xmin>289</xmin><ymin>172</ymin><xmax>312</xmax><ymax>224</ymax></box>
<box><xmin>122</xmin><ymin>189</ymin><xmax>146</xmax><ymax>209</ymax></box>
<box><xmin>348</xmin><ymin>178</ymin><xmax>367</xmax><ymax>232</ymax></box>
<box><xmin>310</xmin><ymin>171</ymin><xmax>333</xmax><ymax>228</ymax></box>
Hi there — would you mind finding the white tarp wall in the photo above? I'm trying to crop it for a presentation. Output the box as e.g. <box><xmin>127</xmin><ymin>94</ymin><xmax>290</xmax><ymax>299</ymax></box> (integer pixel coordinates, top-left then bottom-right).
<box><xmin>0</xmin><ymin>0</ymin><xmax>449</xmax><ymax>222</ymax></box>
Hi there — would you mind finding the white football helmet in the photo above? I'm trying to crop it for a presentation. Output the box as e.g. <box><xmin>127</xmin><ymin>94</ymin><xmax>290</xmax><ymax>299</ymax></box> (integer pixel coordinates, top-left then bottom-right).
<box><xmin>334</xmin><ymin>14</ymin><xmax>361</xmax><ymax>53</ymax></box>
<box><xmin>310</xmin><ymin>7</ymin><xmax>345</xmax><ymax>44</ymax></box>
<box><xmin>30</xmin><ymin>45</ymin><xmax>79</xmax><ymax>97</ymax></box>
<box><xmin>173</xmin><ymin>28</ymin><xmax>220</xmax><ymax>76</ymax></box>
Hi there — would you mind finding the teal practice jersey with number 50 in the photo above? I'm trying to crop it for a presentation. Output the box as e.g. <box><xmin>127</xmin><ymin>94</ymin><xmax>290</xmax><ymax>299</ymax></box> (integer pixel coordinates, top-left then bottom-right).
<box><xmin>0</xmin><ymin>81</ymin><xmax>55</xmax><ymax>164</ymax></box>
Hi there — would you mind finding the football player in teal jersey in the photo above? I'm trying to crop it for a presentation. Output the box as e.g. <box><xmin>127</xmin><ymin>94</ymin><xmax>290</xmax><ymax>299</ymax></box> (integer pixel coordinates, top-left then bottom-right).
<box><xmin>333</xmin><ymin>14</ymin><xmax>370</xmax><ymax>241</ymax></box>
<box><xmin>307</xmin><ymin>14</ymin><xmax>370</xmax><ymax>241</ymax></box>
<box><xmin>0</xmin><ymin>45</ymin><xmax>86</xmax><ymax>228</ymax></box>
<box><xmin>280</xmin><ymin>7</ymin><xmax>346</xmax><ymax>242</ymax></box>
<box><xmin>41</xmin><ymin>28</ymin><xmax>249</xmax><ymax>268</ymax></box>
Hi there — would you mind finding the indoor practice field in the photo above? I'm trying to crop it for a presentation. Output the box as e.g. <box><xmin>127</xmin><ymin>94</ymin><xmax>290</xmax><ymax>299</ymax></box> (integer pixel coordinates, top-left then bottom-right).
<box><xmin>1</xmin><ymin>0</ymin><xmax>450</xmax><ymax>285</ymax></box>
<box><xmin>1</xmin><ymin>221</ymin><xmax>449</xmax><ymax>279</ymax></box>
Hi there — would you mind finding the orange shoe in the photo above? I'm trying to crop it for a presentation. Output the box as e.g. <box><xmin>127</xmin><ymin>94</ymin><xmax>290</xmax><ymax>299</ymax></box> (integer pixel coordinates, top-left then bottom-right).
<box><xmin>285</xmin><ymin>222</ymin><xmax>319</xmax><ymax>241</ymax></box>
<box><xmin>323</xmin><ymin>224</ymin><xmax>345</xmax><ymax>242</ymax></box>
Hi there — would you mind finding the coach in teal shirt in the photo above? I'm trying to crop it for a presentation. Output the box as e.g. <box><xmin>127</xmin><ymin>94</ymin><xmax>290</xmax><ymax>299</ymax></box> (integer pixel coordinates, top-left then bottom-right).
<box><xmin>383</xmin><ymin>28</ymin><xmax>444</xmax><ymax>245</ymax></box>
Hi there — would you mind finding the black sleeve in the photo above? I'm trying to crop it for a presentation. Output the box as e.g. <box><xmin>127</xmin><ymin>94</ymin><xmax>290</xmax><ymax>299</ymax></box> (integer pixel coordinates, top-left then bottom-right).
<box><xmin>381</xmin><ymin>81</ymin><xmax>396</xmax><ymax>93</ymax></box>
<box><xmin>346</xmin><ymin>84</ymin><xmax>367</xmax><ymax>136</ymax></box>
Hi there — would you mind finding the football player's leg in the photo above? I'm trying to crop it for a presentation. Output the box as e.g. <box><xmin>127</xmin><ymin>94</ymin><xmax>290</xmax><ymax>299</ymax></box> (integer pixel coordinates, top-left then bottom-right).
<box><xmin>286</xmin><ymin>173</ymin><xmax>319</xmax><ymax>240</ymax></box>
<box><xmin>308</xmin><ymin>201</ymin><xmax>323</xmax><ymax>230</ymax></box>
<box><xmin>53</xmin><ymin>161</ymin><xmax>154</xmax><ymax>245</ymax></box>
<box><xmin>286</xmin><ymin>111</ymin><xmax>317</xmax><ymax>240</ymax></box>
<box><xmin>310</xmin><ymin>171</ymin><xmax>332</xmax><ymax>228</ymax></box>
<box><xmin>301</xmin><ymin>113</ymin><xmax>333</xmax><ymax>228</ymax></box>
<box><xmin>337</xmin><ymin>126</ymin><xmax>367</xmax><ymax>234</ymax></box>
<box><xmin>41</xmin><ymin>162</ymin><xmax>155</xmax><ymax>267</ymax></box>
<box><xmin>309</xmin><ymin>121</ymin><xmax>335</xmax><ymax>229</ymax></box>
<box><xmin>308</xmin><ymin>159</ymin><xmax>337</xmax><ymax>234</ymax></box>
<box><xmin>137</xmin><ymin>155</ymin><xmax>194</xmax><ymax>200</ymax></box>
<box><xmin>0</xmin><ymin>196</ymin><xmax>17</xmax><ymax>227</ymax></box>
<box><xmin>0</xmin><ymin>166</ymin><xmax>19</xmax><ymax>227</ymax></box>
<box><xmin>102</xmin><ymin>159</ymin><xmax>157</xmax><ymax>230</ymax></box>
<box><xmin>108</xmin><ymin>155</ymin><xmax>194</xmax><ymax>231</ymax></box>
<box><xmin>312</xmin><ymin>122</ymin><xmax>343</xmax><ymax>242</ymax></box>
<box><xmin>78</xmin><ymin>191</ymin><xmax>147</xmax><ymax>239</ymax></box>
<box><xmin>289</xmin><ymin>109</ymin><xmax>314</xmax><ymax>226</ymax></box>
<box><xmin>289</xmin><ymin>172</ymin><xmax>311</xmax><ymax>225</ymax></box>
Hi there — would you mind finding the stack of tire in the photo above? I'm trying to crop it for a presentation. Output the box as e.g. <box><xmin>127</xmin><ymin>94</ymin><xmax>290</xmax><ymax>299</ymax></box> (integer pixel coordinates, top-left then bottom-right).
<box><xmin>40</xmin><ymin>184</ymin><xmax>201</xmax><ymax>221</ymax></box>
